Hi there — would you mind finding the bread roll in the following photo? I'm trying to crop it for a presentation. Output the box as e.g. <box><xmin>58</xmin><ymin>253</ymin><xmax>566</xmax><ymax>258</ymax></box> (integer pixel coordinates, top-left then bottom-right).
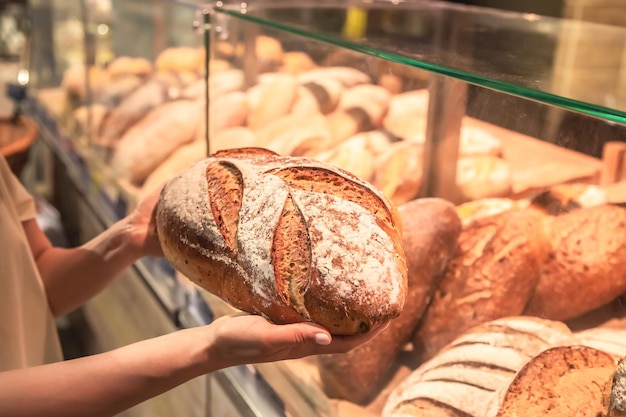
<box><xmin>155</xmin><ymin>47</ymin><xmax>205</xmax><ymax>73</ymax></box>
<box><xmin>156</xmin><ymin>148</ymin><xmax>408</xmax><ymax>335</ymax></box>
<box><xmin>254</xmin><ymin>113</ymin><xmax>331</xmax><ymax>155</ymax></box>
<box><xmin>492</xmin><ymin>346</ymin><xmax>616</xmax><ymax>417</ymax></box>
<box><xmin>297</xmin><ymin>66</ymin><xmax>371</xmax><ymax>88</ymax></box>
<box><xmin>318</xmin><ymin>199</ymin><xmax>462</xmax><ymax>404</ymax></box>
<box><xmin>110</xmin><ymin>99</ymin><xmax>202</xmax><ymax>184</ymax></box>
<box><xmin>210</xmin><ymin>127</ymin><xmax>257</xmax><ymax>154</ymax></box>
<box><xmin>280</xmin><ymin>51</ymin><xmax>316</xmax><ymax>74</ymax></box>
<box><xmin>524</xmin><ymin>204</ymin><xmax>626</xmax><ymax>321</ymax></box>
<box><xmin>107</xmin><ymin>56</ymin><xmax>153</xmax><ymax>78</ymax></box>
<box><xmin>92</xmin><ymin>74</ymin><xmax>143</xmax><ymax>108</ymax></box>
<box><xmin>413</xmin><ymin>209</ymin><xmax>550</xmax><ymax>362</ymax></box>
<box><xmin>247</xmin><ymin>75</ymin><xmax>298</xmax><ymax>129</ymax></box>
<box><xmin>373</xmin><ymin>141</ymin><xmax>423</xmax><ymax>206</ymax></box>
<box><xmin>383</xmin><ymin>317</ymin><xmax>577</xmax><ymax>417</ymax></box>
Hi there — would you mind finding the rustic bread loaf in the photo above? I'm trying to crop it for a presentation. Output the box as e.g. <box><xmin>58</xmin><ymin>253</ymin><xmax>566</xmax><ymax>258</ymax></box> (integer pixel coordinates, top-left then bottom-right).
<box><xmin>412</xmin><ymin>209</ymin><xmax>550</xmax><ymax>362</ymax></box>
<box><xmin>156</xmin><ymin>148</ymin><xmax>408</xmax><ymax>335</ymax></box>
<box><xmin>492</xmin><ymin>346</ymin><xmax>616</xmax><ymax>417</ymax></box>
<box><xmin>383</xmin><ymin>316</ymin><xmax>577</xmax><ymax>417</ymax></box>
<box><xmin>524</xmin><ymin>204</ymin><xmax>626</xmax><ymax>321</ymax></box>
<box><xmin>318</xmin><ymin>198</ymin><xmax>462</xmax><ymax>404</ymax></box>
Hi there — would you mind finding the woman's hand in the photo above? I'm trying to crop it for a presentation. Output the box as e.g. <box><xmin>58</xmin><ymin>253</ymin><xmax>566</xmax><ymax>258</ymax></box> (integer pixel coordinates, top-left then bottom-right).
<box><xmin>204</xmin><ymin>313</ymin><xmax>388</xmax><ymax>370</ymax></box>
<box><xmin>126</xmin><ymin>185</ymin><xmax>164</xmax><ymax>258</ymax></box>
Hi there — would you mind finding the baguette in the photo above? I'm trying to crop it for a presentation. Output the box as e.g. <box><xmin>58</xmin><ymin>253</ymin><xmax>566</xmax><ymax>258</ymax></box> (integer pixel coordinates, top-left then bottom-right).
<box><xmin>318</xmin><ymin>198</ymin><xmax>462</xmax><ymax>404</ymax></box>
<box><xmin>156</xmin><ymin>148</ymin><xmax>408</xmax><ymax>335</ymax></box>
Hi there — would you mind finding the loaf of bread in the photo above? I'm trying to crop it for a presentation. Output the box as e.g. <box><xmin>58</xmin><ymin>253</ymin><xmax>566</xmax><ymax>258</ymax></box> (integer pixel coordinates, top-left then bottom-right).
<box><xmin>97</xmin><ymin>77</ymin><xmax>172</xmax><ymax>147</ymax></box>
<box><xmin>412</xmin><ymin>209</ymin><xmax>550</xmax><ymax>362</ymax></box>
<box><xmin>524</xmin><ymin>204</ymin><xmax>626</xmax><ymax>321</ymax></box>
<box><xmin>383</xmin><ymin>316</ymin><xmax>577</xmax><ymax>417</ymax></box>
<box><xmin>318</xmin><ymin>198</ymin><xmax>462</xmax><ymax>404</ymax></box>
<box><xmin>110</xmin><ymin>99</ymin><xmax>202</xmax><ymax>185</ymax></box>
<box><xmin>491</xmin><ymin>346</ymin><xmax>616</xmax><ymax>417</ymax></box>
<box><xmin>575</xmin><ymin>327</ymin><xmax>626</xmax><ymax>359</ymax></box>
<box><xmin>156</xmin><ymin>148</ymin><xmax>408</xmax><ymax>335</ymax></box>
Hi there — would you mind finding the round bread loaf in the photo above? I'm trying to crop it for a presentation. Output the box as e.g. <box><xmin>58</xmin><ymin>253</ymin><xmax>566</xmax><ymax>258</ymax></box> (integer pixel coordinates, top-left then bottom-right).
<box><xmin>156</xmin><ymin>148</ymin><xmax>408</xmax><ymax>335</ymax></box>
<box><xmin>492</xmin><ymin>346</ymin><xmax>616</xmax><ymax>417</ymax></box>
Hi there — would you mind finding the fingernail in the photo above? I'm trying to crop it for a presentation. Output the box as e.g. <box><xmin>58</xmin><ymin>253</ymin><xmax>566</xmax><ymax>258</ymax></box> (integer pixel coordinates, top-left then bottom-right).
<box><xmin>315</xmin><ymin>333</ymin><xmax>331</xmax><ymax>345</ymax></box>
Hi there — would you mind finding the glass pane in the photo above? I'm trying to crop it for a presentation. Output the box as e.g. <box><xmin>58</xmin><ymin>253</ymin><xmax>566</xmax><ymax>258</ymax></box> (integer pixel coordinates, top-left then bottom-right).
<box><xmin>215</xmin><ymin>0</ymin><xmax>626</xmax><ymax>124</ymax></box>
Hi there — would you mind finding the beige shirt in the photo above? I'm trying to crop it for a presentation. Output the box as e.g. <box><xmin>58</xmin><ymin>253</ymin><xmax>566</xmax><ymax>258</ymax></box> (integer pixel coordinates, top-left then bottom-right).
<box><xmin>0</xmin><ymin>155</ymin><xmax>63</xmax><ymax>370</ymax></box>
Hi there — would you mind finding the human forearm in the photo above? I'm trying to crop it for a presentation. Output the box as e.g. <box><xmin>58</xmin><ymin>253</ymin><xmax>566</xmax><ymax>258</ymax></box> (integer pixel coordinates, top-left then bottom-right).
<box><xmin>33</xmin><ymin>218</ymin><xmax>144</xmax><ymax>316</ymax></box>
<box><xmin>0</xmin><ymin>327</ymin><xmax>212</xmax><ymax>417</ymax></box>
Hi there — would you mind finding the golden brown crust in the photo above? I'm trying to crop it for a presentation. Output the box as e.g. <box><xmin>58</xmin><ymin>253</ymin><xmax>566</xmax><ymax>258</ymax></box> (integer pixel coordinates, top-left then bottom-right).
<box><xmin>156</xmin><ymin>150</ymin><xmax>407</xmax><ymax>335</ymax></box>
<box><xmin>524</xmin><ymin>205</ymin><xmax>626</xmax><ymax>321</ymax></box>
<box><xmin>413</xmin><ymin>209</ymin><xmax>550</xmax><ymax>362</ymax></box>
<box><xmin>495</xmin><ymin>346</ymin><xmax>616</xmax><ymax>417</ymax></box>
<box><xmin>318</xmin><ymin>198</ymin><xmax>462</xmax><ymax>404</ymax></box>
<box><xmin>383</xmin><ymin>316</ymin><xmax>577</xmax><ymax>417</ymax></box>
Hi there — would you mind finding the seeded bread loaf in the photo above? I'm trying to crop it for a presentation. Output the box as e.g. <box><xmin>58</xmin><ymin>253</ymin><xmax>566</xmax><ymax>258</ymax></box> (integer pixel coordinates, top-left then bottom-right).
<box><xmin>156</xmin><ymin>148</ymin><xmax>408</xmax><ymax>335</ymax></box>
<box><xmin>524</xmin><ymin>204</ymin><xmax>626</xmax><ymax>321</ymax></box>
<box><xmin>492</xmin><ymin>346</ymin><xmax>616</xmax><ymax>417</ymax></box>
<box><xmin>318</xmin><ymin>198</ymin><xmax>462</xmax><ymax>404</ymax></box>
<box><xmin>383</xmin><ymin>316</ymin><xmax>577</xmax><ymax>417</ymax></box>
<box><xmin>412</xmin><ymin>209</ymin><xmax>550</xmax><ymax>362</ymax></box>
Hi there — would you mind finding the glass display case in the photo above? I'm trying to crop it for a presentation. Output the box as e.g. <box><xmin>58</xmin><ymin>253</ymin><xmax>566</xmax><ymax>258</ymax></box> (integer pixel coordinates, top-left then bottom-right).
<box><xmin>201</xmin><ymin>1</ymin><xmax>626</xmax><ymax>416</ymax></box>
<box><xmin>22</xmin><ymin>0</ymin><xmax>626</xmax><ymax>416</ymax></box>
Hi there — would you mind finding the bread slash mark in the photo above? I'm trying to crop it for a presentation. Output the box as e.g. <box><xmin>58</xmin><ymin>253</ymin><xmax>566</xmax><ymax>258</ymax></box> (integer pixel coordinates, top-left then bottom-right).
<box><xmin>206</xmin><ymin>160</ymin><xmax>243</xmax><ymax>254</ymax></box>
<box><xmin>272</xmin><ymin>194</ymin><xmax>312</xmax><ymax>320</ymax></box>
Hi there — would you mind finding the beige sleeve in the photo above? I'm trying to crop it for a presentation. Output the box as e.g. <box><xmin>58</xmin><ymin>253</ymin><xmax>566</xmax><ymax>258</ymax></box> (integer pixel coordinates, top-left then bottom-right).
<box><xmin>0</xmin><ymin>155</ymin><xmax>36</xmax><ymax>221</ymax></box>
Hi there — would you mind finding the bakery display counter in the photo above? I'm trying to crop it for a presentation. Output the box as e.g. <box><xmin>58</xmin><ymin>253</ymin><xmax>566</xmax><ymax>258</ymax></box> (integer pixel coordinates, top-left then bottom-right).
<box><xmin>23</xmin><ymin>1</ymin><xmax>626</xmax><ymax>417</ymax></box>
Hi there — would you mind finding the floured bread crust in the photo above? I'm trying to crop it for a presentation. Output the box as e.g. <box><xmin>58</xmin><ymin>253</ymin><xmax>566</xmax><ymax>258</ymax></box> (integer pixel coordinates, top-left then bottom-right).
<box><xmin>156</xmin><ymin>148</ymin><xmax>407</xmax><ymax>335</ymax></box>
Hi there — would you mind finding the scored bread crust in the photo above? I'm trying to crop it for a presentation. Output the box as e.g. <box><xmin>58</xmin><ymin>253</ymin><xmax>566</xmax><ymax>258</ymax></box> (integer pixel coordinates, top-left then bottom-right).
<box><xmin>383</xmin><ymin>316</ymin><xmax>577</xmax><ymax>417</ymax></box>
<box><xmin>156</xmin><ymin>148</ymin><xmax>407</xmax><ymax>335</ymax></box>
